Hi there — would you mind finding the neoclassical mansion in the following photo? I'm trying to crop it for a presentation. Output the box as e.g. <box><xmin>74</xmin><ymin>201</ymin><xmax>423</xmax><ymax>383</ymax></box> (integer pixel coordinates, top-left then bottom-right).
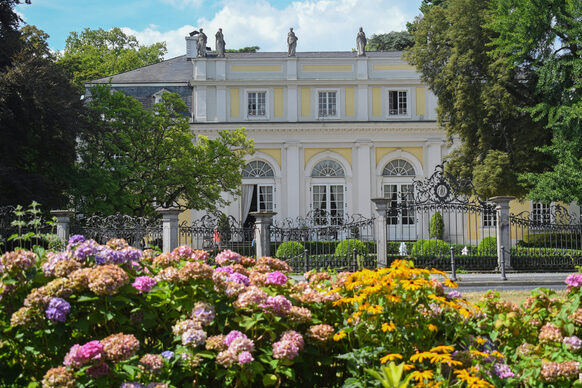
<box><xmin>90</xmin><ymin>32</ymin><xmax>457</xmax><ymax>230</ymax></box>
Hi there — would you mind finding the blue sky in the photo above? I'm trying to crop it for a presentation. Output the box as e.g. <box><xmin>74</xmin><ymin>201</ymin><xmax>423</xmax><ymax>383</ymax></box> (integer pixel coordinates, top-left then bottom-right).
<box><xmin>16</xmin><ymin>0</ymin><xmax>423</xmax><ymax>58</ymax></box>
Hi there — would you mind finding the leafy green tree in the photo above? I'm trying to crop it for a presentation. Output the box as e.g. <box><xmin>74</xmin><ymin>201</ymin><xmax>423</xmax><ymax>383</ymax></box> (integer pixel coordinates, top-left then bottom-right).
<box><xmin>489</xmin><ymin>0</ymin><xmax>582</xmax><ymax>203</ymax></box>
<box><xmin>73</xmin><ymin>85</ymin><xmax>254</xmax><ymax>217</ymax></box>
<box><xmin>226</xmin><ymin>46</ymin><xmax>260</xmax><ymax>53</ymax></box>
<box><xmin>405</xmin><ymin>0</ymin><xmax>550</xmax><ymax>197</ymax></box>
<box><xmin>0</xmin><ymin>24</ymin><xmax>85</xmax><ymax>208</ymax></box>
<box><xmin>58</xmin><ymin>27</ymin><xmax>167</xmax><ymax>91</ymax></box>
<box><xmin>367</xmin><ymin>31</ymin><xmax>414</xmax><ymax>51</ymax></box>
<box><xmin>0</xmin><ymin>0</ymin><xmax>26</xmax><ymax>69</ymax></box>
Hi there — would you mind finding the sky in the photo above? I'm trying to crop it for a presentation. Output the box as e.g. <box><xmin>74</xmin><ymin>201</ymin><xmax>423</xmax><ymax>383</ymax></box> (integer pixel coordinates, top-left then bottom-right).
<box><xmin>16</xmin><ymin>0</ymin><xmax>423</xmax><ymax>59</ymax></box>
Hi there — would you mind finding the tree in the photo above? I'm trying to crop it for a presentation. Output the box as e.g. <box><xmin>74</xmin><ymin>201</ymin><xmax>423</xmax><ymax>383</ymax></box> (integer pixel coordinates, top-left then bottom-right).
<box><xmin>58</xmin><ymin>27</ymin><xmax>167</xmax><ymax>91</ymax></box>
<box><xmin>489</xmin><ymin>0</ymin><xmax>582</xmax><ymax>203</ymax></box>
<box><xmin>226</xmin><ymin>46</ymin><xmax>260</xmax><ymax>53</ymax></box>
<box><xmin>367</xmin><ymin>31</ymin><xmax>414</xmax><ymax>51</ymax></box>
<box><xmin>0</xmin><ymin>24</ymin><xmax>86</xmax><ymax>208</ymax></box>
<box><xmin>405</xmin><ymin>0</ymin><xmax>551</xmax><ymax>197</ymax></box>
<box><xmin>0</xmin><ymin>0</ymin><xmax>24</xmax><ymax>69</ymax></box>
<box><xmin>73</xmin><ymin>85</ymin><xmax>254</xmax><ymax>217</ymax></box>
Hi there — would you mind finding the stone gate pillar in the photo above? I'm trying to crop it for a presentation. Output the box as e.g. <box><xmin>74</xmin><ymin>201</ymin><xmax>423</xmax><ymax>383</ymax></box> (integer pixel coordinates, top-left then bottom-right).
<box><xmin>156</xmin><ymin>207</ymin><xmax>182</xmax><ymax>253</ymax></box>
<box><xmin>371</xmin><ymin>198</ymin><xmax>389</xmax><ymax>268</ymax></box>
<box><xmin>50</xmin><ymin>210</ymin><xmax>75</xmax><ymax>243</ymax></box>
<box><xmin>250</xmin><ymin>211</ymin><xmax>277</xmax><ymax>258</ymax></box>
<box><xmin>489</xmin><ymin>196</ymin><xmax>515</xmax><ymax>270</ymax></box>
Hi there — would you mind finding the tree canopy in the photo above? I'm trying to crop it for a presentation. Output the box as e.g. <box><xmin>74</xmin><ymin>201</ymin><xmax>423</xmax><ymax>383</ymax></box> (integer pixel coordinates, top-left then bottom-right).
<box><xmin>0</xmin><ymin>20</ymin><xmax>86</xmax><ymax>208</ymax></box>
<box><xmin>489</xmin><ymin>0</ymin><xmax>582</xmax><ymax>204</ymax></box>
<box><xmin>58</xmin><ymin>27</ymin><xmax>167</xmax><ymax>91</ymax></box>
<box><xmin>73</xmin><ymin>86</ymin><xmax>254</xmax><ymax>217</ymax></box>
<box><xmin>226</xmin><ymin>46</ymin><xmax>260</xmax><ymax>53</ymax></box>
<box><xmin>367</xmin><ymin>31</ymin><xmax>414</xmax><ymax>51</ymax></box>
<box><xmin>405</xmin><ymin>0</ymin><xmax>551</xmax><ymax>198</ymax></box>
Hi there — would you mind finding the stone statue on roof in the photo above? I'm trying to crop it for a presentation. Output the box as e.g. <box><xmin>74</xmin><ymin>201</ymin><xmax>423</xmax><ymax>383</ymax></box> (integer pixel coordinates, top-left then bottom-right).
<box><xmin>215</xmin><ymin>28</ymin><xmax>225</xmax><ymax>57</ymax></box>
<box><xmin>287</xmin><ymin>27</ymin><xmax>298</xmax><ymax>57</ymax></box>
<box><xmin>356</xmin><ymin>27</ymin><xmax>366</xmax><ymax>56</ymax></box>
<box><xmin>197</xmin><ymin>28</ymin><xmax>207</xmax><ymax>57</ymax></box>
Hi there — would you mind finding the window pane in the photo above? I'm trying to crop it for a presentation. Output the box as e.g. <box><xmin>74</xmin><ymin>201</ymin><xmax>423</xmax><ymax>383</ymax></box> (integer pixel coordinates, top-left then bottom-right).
<box><xmin>388</xmin><ymin>90</ymin><xmax>407</xmax><ymax>116</ymax></box>
<box><xmin>259</xmin><ymin>185</ymin><xmax>273</xmax><ymax>211</ymax></box>
<box><xmin>248</xmin><ymin>92</ymin><xmax>266</xmax><ymax>116</ymax></box>
<box><xmin>318</xmin><ymin>91</ymin><xmax>337</xmax><ymax>117</ymax></box>
<box><xmin>242</xmin><ymin>160</ymin><xmax>274</xmax><ymax>178</ymax></box>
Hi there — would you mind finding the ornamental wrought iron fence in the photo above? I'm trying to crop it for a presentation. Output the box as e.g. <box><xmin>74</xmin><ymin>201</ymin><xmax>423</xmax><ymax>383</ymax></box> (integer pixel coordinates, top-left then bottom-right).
<box><xmin>70</xmin><ymin>213</ymin><xmax>162</xmax><ymax>249</ymax></box>
<box><xmin>178</xmin><ymin>213</ymin><xmax>255</xmax><ymax>257</ymax></box>
<box><xmin>382</xmin><ymin>164</ymin><xmax>499</xmax><ymax>271</ymax></box>
<box><xmin>509</xmin><ymin>205</ymin><xmax>582</xmax><ymax>271</ymax></box>
<box><xmin>271</xmin><ymin>210</ymin><xmax>377</xmax><ymax>272</ymax></box>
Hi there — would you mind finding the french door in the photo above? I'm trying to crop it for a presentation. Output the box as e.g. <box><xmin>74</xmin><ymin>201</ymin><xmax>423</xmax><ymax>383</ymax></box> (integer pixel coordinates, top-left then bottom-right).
<box><xmin>384</xmin><ymin>183</ymin><xmax>416</xmax><ymax>240</ymax></box>
<box><xmin>312</xmin><ymin>184</ymin><xmax>345</xmax><ymax>225</ymax></box>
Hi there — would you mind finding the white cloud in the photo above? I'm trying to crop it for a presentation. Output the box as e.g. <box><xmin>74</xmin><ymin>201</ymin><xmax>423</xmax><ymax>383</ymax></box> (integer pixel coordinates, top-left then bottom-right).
<box><xmin>125</xmin><ymin>0</ymin><xmax>410</xmax><ymax>58</ymax></box>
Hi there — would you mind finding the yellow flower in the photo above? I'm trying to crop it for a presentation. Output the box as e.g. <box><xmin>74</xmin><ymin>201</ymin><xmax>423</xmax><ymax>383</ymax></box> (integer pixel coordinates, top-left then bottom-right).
<box><xmin>410</xmin><ymin>352</ymin><xmax>438</xmax><ymax>363</ymax></box>
<box><xmin>475</xmin><ymin>337</ymin><xmax>487</xmax><ymax>345</ymax></box>
<box><xmin>410</xmin><ymin>370</ymin><xmax>434</xmax><ymax>381</ymax></box>
<box><xmin>454</xmin><ymin>369</ymin><xmax>494</xmax><ymax>388</ymax></box>
<box><xmin>382</xmin><ymin>322</ymin><xmax>396</xmax><ymax>332</ymax></box>
<box><xmin>470</xmin><ymin>350</ymin><xmax>490</xmax><ymax>359</ymax></box>
<box><xmin>428</xmin><ymin>324</ymin><xmax>438</xmax><ymax>332</ymax></box>
<box><xmin>333</xmin><ymin>331</ymin><xmax>346</xmax><ymax>341</ymax></box>
<box><xmin>401</xmin><ymin>279</ymin><xmax>422</xmax><ymax>291</ymax></box>
<box><xmin>367</xmin><ymin>304</ymin><xmax>383</xmax><ymax>314</ymax></box>
<box><xmin>430</xmin><ymin>345</ymin><xmax>454</xmax><ymax>353</ymax></box>
<box><xmin>443</xmin><ymin>278</ymin><xmax>458</xmax><ymax>288</ymax></box>
<box><xmin>403</xmin><ymin>364</ymin><xmax>415</xmax><ymax>371</ymax></box>
<box><xmin>490</xmin><ymin>351</ymin><xmax>504</xmax><ymax>359</ymax></box>
<box><xmin>379</xmin><ymin>353</ymin><xmax>403</xmax><ymax>364</ymax></box>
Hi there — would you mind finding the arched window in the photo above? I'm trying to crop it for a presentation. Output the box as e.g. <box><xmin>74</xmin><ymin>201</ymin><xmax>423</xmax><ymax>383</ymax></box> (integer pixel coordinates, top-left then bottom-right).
<box><xmin>242</xmin><ymin>160</ymin><xmax>274</xmax><ymax>178</ymax></box>
<box><xmin>312</xmin><ymin>160</ymin><xmax>345</xmax><ymax>177</ymax></box>
<box><xmin>382</xmin><ymin>159</ymin><xmax>416</xmax><ymax>176</ymax></box>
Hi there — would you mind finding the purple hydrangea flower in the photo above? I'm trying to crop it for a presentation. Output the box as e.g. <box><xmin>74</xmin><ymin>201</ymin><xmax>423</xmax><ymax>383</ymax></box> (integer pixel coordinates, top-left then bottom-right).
<box><xmin>266</xmin><ymin>271</ymin><xmax>288</xmax><ymax>286</ymax></box>
<box><xmin>227</xmin><ymin>272</ymin><xmax>250</xmax><ymax>286</ymax></box>
<box><xmin>121</xmin><ymin>247</ymin><xmax>143</xmax><ymax>263</ymax></box>
<box><xmin>447</xmin><ymin>290</ymin><xmax>462</xmax><ymax>299</ymax></box>
<box><xmin>161</xmin><ymin>350</ymin><xmax>174</xmax><ymax>360</ymax></box>
<box><xmin>238</xmin><ymin>351</ymin><xmax>254</xmax><ymax>365</ymax></box>
<box><xmin>493</xmin><ymin>363</ymin><xmax>515</xmax><ymax>378</ymax></box>
<box><xmin>73</xmin><ymin>239</ymin><xmax>100</xmax><ymax>261</ymax></box>
<box><xmin>224</xmin><ymin>330</ymin><xmax>247</xmax><ymax>347</ymax></box>
<box><xmin>132</xmin><ymin>276</ymin><xmax>157</xmax><ymax>293</ymax></box>
<box><xmin>566</xmin><ymin>273</ymin><xmax>582</xmax><ymax>288</ymax></box>
<box><xmin>68</xmin><ymin>234</ymin><xmax>86</xmax><ymax>246</ymax></box>
<box><xmin>214</xmin><ymin>266</ymin><xmax>234</xmax><ymax>275</ymax></box>
<box><xmin>563</xmin><ymin>336</ymin><xmax>582</xmax><ymax>350</ymax></box>
<box><xmin>181</xmin><ymin>329</ymin><xmax>207</xmax><ymax>346</ymax></box>
<box><xmin>45</xmin><ymin>297</ymin><xmax>71</xmax><ymax>323</ymax></box>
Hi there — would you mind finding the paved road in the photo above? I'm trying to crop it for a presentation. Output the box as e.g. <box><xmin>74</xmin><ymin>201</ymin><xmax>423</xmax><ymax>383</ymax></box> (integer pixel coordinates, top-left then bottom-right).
<box><xmin>290</xmin><ymin>272</ymin><xmax>570</xmax><ymax>292</ymax></box>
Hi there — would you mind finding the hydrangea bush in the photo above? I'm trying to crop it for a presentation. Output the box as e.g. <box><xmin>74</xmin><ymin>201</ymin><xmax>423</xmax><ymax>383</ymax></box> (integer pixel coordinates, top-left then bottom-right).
<box><xmin>2</xmin><ymin>237</ymin><xmax>582</xmax><ymax>387</ymax></box>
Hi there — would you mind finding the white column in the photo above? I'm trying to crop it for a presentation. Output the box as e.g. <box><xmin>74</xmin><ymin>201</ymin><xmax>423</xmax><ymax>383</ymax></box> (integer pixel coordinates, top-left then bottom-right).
<box><xmin>195</xmin><ymin>86</ymin><xmax>207</xmax><ymax>122</ymax></box>
<box><xmin>286</xmin><ymin>57</ymin><xmax>297</xmax><ymax>80</ymax></box>
<box><xmin>284</xmin><ymin>141</ymin><xmax>301</xmax><ymax>218</ymax></box>
<box><xmin>489</xmin><ymin>196</ymin><xmax>515</xmax><ymax>270</ymax></box>
<box><xmin>215</xmin><ymin>58</ymin><xmax>226</xmax><ymax>80</ymax></box>
<box><xmin>357</xmin><ymin>85</ymin><xmax>368</xmax><ymax>121</ymax></box>
<box><xmin>354</xmin><ymin>141</ymin><xmax>372</xmax><ymax>218</ymax></box>
<box><xmin>356</xmin><ymin>57</ymin><xmax>368</xmax><ymax>80</ymax></box>
<box><xmin>194</xmin><ymin>58</ymin><xmax>207</xmax><ymax>80</ymax></box>
<box><xmin>157</xmin><ymin>207</ymin><xmax>182</xmax><ymax>253</ymax></box>
<box><xmin>50</xmin><ymin>210</ymin><xmax>75</xmax><ymax>242</ymax></box>
<box><xmin>216</xmin><ymin>86</ymin><xmax>226</xmax><ymax>122</ymax></box>
<box><xmin>250</xmin><ymin>211</ymin><xmax>277</xmax><ymax>258</ymax></box>
<box><xmin>371</xmin><ymin>198</ymin><xmax>389</xmax><ymax>268</ymax></box>
<box><xmin>287</xmin><ymin>85</ymin><xmax>298</xmax><ymax>122</ymax></box>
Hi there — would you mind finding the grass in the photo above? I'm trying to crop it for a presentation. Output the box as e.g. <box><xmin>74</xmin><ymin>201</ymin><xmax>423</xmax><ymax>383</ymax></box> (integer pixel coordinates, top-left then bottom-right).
<box><xmin>463</xmin><ymin>289</ymin><xmax>567</xmax><ymax>306</ymax></box>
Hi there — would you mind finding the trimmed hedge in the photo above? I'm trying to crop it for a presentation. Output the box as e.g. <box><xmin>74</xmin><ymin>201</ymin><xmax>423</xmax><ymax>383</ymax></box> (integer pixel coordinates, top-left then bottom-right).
<box><xmin>477</xmin><ymin>236</ymin><xmax>497</xmax><ymax>256</ymax></box>
<box><xmin>334</xmin><ymin>239</ymin><xmax>368</xmax><ymax>256</ymax></box>
<box><xmin>429</xmin><ymin>212</ymin><xmax>444</xmax><ymax>239</ymax></box>
<box><xmin>517</xmin><ymin>232</ymin><xmax>582</xmax><ymax>250</ymax></box>
<box><xmin>410</xmin><ymin>239</ymin><xmax>450</xmax><ymax>256</ymax></box>
<box><xmin>275</xmin><ymin>241</ymin><xmax>305</xmax><ymax>258</ymax></box>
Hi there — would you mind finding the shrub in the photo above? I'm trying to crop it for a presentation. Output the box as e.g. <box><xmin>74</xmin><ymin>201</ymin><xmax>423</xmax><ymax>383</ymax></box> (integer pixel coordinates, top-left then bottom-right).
<box><xmin>410</xmin><ymin>239</ymin><xmax>450</xmax><ymax>256</ymax></box>
<box><xmin>517</xmin><ymin>232</ymin><xmax>582</xmax><ymax>250</ymax></box>
<box><xmin>334</xmin><ymin>239</ymin><xmax>368</xmax><ymax>257</ymax></box>
<box><xmin>429</xmin><ymin>212</ymin><xmax>444</xmax><ymax>239</ymax></box>
<box><xmin>275</xmin><ymin>241</ymin><xmax>305</xmax><ymax>259</ymax></box>
<box><xmin>478</xmin><ymin>236</ymin><xmax>497</xmax><ymax>256</ymax></box>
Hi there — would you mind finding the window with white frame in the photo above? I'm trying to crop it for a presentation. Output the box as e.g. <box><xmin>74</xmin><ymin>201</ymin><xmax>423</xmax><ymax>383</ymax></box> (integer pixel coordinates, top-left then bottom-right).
<box><xmin>318</xmin><ymin>90</ymin><xmax>338</xmax><ymax>119</ymax></box>
<box><xmin>247</xmin><ymin>91</ymin><xmax>267</xmax><ymax>118</ymax></box>
<box><xmin>482</xmin><ymin>204</ymin><xmax>497</xmax><ymax>227</ymax></box>
<box><xmin>532</xmin><ymin>202</ymin><xmax>551</xmax><ymax>224</ymax></box>
<box><xmin>241</xmin><ymin>160</ymin><xmax>276</xmax><ymax>227</ymax></box>
<box><xmin>388</xmin><ymin>90</ymin><xmax>408</xmax><ymax>116</ymax></box>
<box><xmin>311</xmin><ymin>160</ymin><xmax>345</xmax><ymax>225</ymax></box>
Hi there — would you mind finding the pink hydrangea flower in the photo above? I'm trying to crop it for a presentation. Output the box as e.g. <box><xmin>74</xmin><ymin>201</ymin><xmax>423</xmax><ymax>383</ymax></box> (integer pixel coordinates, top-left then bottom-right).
<box><xmin>266</xmin><ymin>271</ymin><xmax>288</xmax><ymax>286</ymax></box>
<box><xmin>224</xmin><ymin>330</ymin><xmax>247</xmax><ymax>347</ymax></box>
<box><xmin>215</xmin><ymin>250</ymin><xmax>241</xmax><ymax>266</ymax></box>
<box><xmin>78</xmin><ymin>340</ymin><xmax>104</xmax><ymax>361</ymax></box>
<box><xmin>260</xmin><ymin>295</ymin><xmax>292</xmax><ymax>316</ymax></box>
<box><xmin>238</xmin><ymin>351</ymin><xmax>254</xmax><ymax>365</ymax></box>
<box><xmin>132</xmin><ymin>276</ymin><xmax>157</xmax><ymax>293</ymax></box>
<box><xmin>566</xmin><ymin>273</ymin><xmax>582</xmax><ymax>288</ymax></box>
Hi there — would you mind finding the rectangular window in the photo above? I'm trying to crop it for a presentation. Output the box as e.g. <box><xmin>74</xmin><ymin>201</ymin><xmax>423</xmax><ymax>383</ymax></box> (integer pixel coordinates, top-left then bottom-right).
<box><xmin>258</xmin><ymin>185</ymin><xmax>273</xmax><ymax>211</ymax></box>
<box><xmin>533</xmin><ymin>202</ymin><xmax>551</xmax><ymax>224</ymax></box>
<box><xmin>383</xmin><ymin>184</ymin><xmax>414</xmax><ymax>225</ymax></box>
<box><xmin>247</xmin><ymin>91</ymin><xmax>266</xmax><ymax>117</ymax></box>
<box><xmin>482</xmin><ymin>204</ymin><xmax>497</xmax><ymax>227</ymax></box>
<box><xmin>388</xmin><ymin>90</ymin><xmax>407</xmax><ymax>116</ymax></box>
<box><xmin>318</xmin><ymin>91</ymin><xmax>337</xmax><ymax>118</ymax></box>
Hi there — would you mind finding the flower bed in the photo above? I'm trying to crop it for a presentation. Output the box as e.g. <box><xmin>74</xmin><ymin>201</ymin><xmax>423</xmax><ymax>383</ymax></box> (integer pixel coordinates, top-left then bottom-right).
<box><xmin>1</xmin><ymin>236</ymin><xmax>582</xmax><ymax>387</ymax></box>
